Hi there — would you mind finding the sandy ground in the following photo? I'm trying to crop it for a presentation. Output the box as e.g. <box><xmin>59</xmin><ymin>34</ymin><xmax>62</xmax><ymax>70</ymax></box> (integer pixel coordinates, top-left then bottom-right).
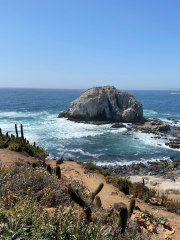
<box><xmin>128</xmin><ymin>175</ymin><xmax>180</xmax><ymax>202</ymax></box>
<box><xmin>1</xmin><ymin>148</ymin><xmax>180</xmax><ymax>239</ymax></box>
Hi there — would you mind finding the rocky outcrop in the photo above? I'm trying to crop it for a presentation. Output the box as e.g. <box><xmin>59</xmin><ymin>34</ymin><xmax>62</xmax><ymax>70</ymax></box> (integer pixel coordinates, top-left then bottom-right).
<box><xmin>58</xmin><ymin>86</ymin><xmax>143</xmax><ymax>123</ymax></box>
<box><xmin>132</xmin><ymin>119</ymin><xmax>170</xmax><ymax>133</ymax></box>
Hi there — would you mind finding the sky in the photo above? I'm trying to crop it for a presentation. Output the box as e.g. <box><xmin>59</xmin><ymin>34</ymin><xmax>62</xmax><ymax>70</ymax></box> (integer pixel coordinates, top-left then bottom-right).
<box><xmin>0</xmin><ymin>0</ymin><xmax>180</xmax><ymax>90</ymax></box>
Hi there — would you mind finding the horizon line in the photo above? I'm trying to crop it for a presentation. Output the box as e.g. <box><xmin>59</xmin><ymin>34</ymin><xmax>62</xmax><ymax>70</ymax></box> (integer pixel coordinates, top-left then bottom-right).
<box><xmin>0</xmin><ymin>87</ymin><xmax>180</xmax><ymax>91</ymax></box>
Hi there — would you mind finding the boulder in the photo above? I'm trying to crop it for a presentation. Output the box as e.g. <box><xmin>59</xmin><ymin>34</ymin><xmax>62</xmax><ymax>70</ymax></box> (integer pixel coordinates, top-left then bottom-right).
<box><xmin>111</xmin><ymin>123</ymin><xmax>126</xmax><ymax>128</ymax></box>
<box><xmin>58</xmin><ymin>86</ymin><xmax>143</xmax><ymax>123</ymax></box>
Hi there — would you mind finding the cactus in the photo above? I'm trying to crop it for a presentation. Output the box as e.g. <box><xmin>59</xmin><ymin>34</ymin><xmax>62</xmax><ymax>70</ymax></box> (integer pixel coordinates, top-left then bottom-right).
<box><xmin>46</xmin><ymin>164</ymin><xmax>52</xmax><ymax>175</ymax></box>
<box><xmin>11</xmin><ymin>134</ymin><xmax>15</xmax><ymax>139</ymax></box>
<box><xmin>95</xmin><ymin>195</ymin><xmax>102</xmax><ymax>208</ymax></box>
<box><xmin>68</xmin><ymin>184</ymin><xmax>91</xmax><ymax>220</ymax></box>
<box><xmin>34</xmin><ymin>142</ymin><xmax>36</xmax><ymax>147</ymax></box>
<box><xmin>37</xmin><ymin>146</ymin><xmax>39</xmax><ymax>152</ymax></box>
<box><xmin>32</xmin><ymin>162</ymin><xmax>36</xmax><ymax>168</ymax></box>
<box><xmin>143</xmin><ymin>178</ymin><xmax>145</xmax><ymax>185</ymax></box>
<box><xmin>20</xmin><ymin>124</ymin><xmax>24</xmax><ymax>140</ymax></box>
<box><xmin>114</xmin><ymin>202</ymin><xmax>128</xmax><ymax>234</ymax></box>
<box><xmin>129</xmin><ymin>198</ymin><xmax>135</xmax><ymax>218</ymax></box>
<box><xmin>0</xmin><ymin>128</ymin><xmax>2</xmax><ymax>138</ymax></box>
<box><xmin>6</xmin><ymin>132</ymin><xmax>9</xmax><ymax>138</ymax></box>
<box><xmin>90</xmin><ymin>183</ymin><xmax>104</xmax><ymax>202</ymax></box>
<box><xmin>15</xmin><ymin>124</ymin><xmax>18</xmax><ymax>138</ymax></box>
<box><xmin>119</xmin><ymin>206</ymin><xmax>128</xmax><ymax>235</ymax></box>
<box><xmin>55</xmin><ymin>166</ymin><xmax>61</xmax><ymax>179</ymax></box>
<box><xmin>4</xmin><ymin>137</ymin><xmax>10</xmax><ymax>148</ymax></box>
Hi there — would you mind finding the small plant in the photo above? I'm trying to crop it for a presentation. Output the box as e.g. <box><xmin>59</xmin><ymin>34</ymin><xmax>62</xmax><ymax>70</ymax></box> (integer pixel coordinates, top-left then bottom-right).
<box><xmin>143</xmin><ymin>210</ymin><xmax>167</xmax><ymax>223</ymax></box>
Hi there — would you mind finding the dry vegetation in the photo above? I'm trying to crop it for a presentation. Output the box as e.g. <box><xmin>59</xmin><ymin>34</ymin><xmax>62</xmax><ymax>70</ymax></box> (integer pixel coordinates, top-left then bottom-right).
<box><xmin>0</xmin><ymin>162</ymin><xmax>145</xmax><ymax>239</ymax></box>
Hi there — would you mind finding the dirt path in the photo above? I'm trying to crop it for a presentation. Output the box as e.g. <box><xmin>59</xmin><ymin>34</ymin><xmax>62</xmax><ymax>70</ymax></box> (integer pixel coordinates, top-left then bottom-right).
<box><xmin>0</xmin><ymin>148</ymin><xmax>37</xmax><ymax>168</ymax></box>
<box><xmin>52</xmin><ymin>160</ymin><xmax>180</xmax><ymax>240</ymax></box>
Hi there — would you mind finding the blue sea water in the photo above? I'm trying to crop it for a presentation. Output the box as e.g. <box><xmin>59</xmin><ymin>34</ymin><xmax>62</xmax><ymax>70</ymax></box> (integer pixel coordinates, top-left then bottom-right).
<box><xmin>0</xmin><ymin>88</ymin><xmax>180</xmax><ymax>165</ymax></box>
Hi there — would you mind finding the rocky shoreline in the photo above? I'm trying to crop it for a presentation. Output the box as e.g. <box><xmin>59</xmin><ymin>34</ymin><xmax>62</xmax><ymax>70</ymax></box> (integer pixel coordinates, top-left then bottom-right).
<box><xmin>102</xmin><ymin>157</ymin><xmax>180</xmax><ymax>180</ymax></box>
<box><xmin>101</xmin><ymin>117</ymin><xmax>180</xmax><ymax>180</ymax></box>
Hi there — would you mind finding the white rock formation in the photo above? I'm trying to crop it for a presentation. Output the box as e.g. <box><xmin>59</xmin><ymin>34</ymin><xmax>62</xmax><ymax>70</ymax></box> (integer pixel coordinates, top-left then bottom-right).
<box><xmin>58</xmin><ymin>86</ymin><xmax>143</xmax><ymax>123</ymax></box>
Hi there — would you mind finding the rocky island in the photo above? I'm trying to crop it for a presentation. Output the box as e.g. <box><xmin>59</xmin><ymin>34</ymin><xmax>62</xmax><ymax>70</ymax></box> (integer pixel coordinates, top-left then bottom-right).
<box><xmin>58</xmin><ymin>86</ymin><xmax>143</xmax><ymax>123</ymax></box>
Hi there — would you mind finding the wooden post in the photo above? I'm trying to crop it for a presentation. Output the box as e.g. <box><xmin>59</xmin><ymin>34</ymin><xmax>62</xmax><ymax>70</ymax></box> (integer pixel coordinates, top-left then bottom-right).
<box><xmin>15</xmin><ymin>124</ymin><xmax>18</xmax><ymax>138</ymax></box>
<box><xmin>20</xmin><ymin>124</ymin><xmax>24</xmax><ymax>140</ymax></box>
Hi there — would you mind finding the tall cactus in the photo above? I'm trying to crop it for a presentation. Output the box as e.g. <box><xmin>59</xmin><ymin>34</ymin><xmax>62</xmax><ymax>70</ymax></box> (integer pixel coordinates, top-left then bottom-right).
<box><xmin>119</xmin><ymin>206</ymin><xmax>128</xmax><ymax>235</ymax></box>
<box><xmin>55</xmin><ymin>166</ymin><xmax>61</xmax><ymax>179</ymax></box>
<box><xmin>90</xmin><ymin>183</ymin><xmax>104</xmax><ymax>202</ymax></box>
<box><xmin>129</xmin><ymin>198</ymin><xmax>135</xmax><ymax>218</ymax></box>
<box><xmin>0</xmin><ymin>128</ymin><xmax>2</xmax><ymax>138</ymax></box>
<box><xmin>20</xmin><ymin>124</ymin><xmax>24</xmax><ymax>140</ymax></box>
<box><xmin>15</xmin><ymin>124</ymin><xmax>18</xmax><ymax>138</ymax></box>
<box><xmin>114</xmin><ymin>202</ymin><xmax>128</xmax><ymax>235</ymax></box>
<box><xmin>46</xmin><ymin>164</ymin><xmax>52</xmax><ymax>175</ymax></box>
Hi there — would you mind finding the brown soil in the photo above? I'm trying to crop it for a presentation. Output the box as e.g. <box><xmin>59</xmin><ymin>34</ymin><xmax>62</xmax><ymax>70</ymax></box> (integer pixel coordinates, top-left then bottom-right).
<box><xmin>1</xmin><ymin>149</ymin><xmax>180</xmax><ymax>239</ymax></box>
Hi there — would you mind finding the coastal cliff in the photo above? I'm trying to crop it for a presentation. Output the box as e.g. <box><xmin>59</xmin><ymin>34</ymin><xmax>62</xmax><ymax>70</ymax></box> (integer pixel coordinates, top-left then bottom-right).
<box><xmin>58</xmin><ymin>86</ymin><xmax>143</xmax><ymax>123</ymax></box>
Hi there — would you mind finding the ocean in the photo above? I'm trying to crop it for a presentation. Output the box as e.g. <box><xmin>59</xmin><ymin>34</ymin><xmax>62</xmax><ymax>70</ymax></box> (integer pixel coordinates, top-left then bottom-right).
<box><xmin>0</xmin><ymin>88</ymin><xmax>180</xmax><ymax>165</ymax></box>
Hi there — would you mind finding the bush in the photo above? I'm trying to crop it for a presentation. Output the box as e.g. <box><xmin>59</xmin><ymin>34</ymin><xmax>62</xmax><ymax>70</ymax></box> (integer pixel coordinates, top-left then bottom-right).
<box><xmin>114</xmin><ymin>178</ymin><xmax>132</xmax><ymax>195</ymax></box>
<box><xmin>8</xmin><ymin>142</ymin><xmax>22</xmax><ymax>152</ymax></box>
<box><xmin>83</xmin><ymin>162</ymin><xmax>110</xmax><ymax>176</ymax></box>
<box><xmin>130</xmin><ymin>182</ymin><xmax>156</xmax><ymax>202</ymax></box>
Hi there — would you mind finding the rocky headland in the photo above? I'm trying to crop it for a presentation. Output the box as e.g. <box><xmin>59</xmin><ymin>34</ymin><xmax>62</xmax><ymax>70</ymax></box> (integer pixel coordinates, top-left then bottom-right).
<box><xmin>58</xmin><ymin>86</ymin><xmax>143</xmax><ymax>123</ymax></box>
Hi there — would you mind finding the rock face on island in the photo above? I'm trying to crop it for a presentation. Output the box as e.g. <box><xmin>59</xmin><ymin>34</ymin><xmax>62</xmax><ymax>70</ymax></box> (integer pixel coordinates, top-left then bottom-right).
<box><xmin>58</xmin><ymin>86</ymin><xmax>143</xmax><ymax>123</ymax></box>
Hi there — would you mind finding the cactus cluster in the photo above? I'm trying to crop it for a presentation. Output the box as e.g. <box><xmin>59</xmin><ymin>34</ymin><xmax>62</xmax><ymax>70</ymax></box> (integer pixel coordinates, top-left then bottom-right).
<box><xmin>90</xmin><ymin>183</ymin><xmax>104</xmax><ymax>202</ymax></box>
<box><xmin>68</xmin><ymin>184</ymin><xmax>92</xmax><ymax>220</ymax></box>
<box><xmin>113</xmin><ymin>198</ymin><xmax>136</xmax><ymax>234</ymax></box>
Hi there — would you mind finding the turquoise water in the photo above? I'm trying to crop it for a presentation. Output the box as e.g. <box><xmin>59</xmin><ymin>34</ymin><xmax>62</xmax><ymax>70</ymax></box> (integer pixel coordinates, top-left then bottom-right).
<box><xmin>0</xmin><ymin>88</ymin><xmax>180</xmax><ymax>164</ymax></box>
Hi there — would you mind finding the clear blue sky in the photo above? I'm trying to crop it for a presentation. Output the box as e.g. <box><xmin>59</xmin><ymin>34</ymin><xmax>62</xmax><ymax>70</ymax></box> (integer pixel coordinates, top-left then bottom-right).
<box><xmin>0</xmin><ymin>0</ymin><xmax>179</xmax><ymax>90</ymax></box>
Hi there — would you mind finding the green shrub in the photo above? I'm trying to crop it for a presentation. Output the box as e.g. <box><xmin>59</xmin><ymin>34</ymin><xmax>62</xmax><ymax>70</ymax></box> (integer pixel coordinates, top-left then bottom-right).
<box><xmin>83</xmin><ymin>162</ymin><xmax>110</xmax><ymax>176</ymax></box>
<box><xmin>114</xmin><ymin>178</ymin><xmax>132</xmax><ymax>195</ymax></box>
<box><xmin>8</xmin><ymin>142</ymin><xmax>22</xmax><ymax>152</ymax></box>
